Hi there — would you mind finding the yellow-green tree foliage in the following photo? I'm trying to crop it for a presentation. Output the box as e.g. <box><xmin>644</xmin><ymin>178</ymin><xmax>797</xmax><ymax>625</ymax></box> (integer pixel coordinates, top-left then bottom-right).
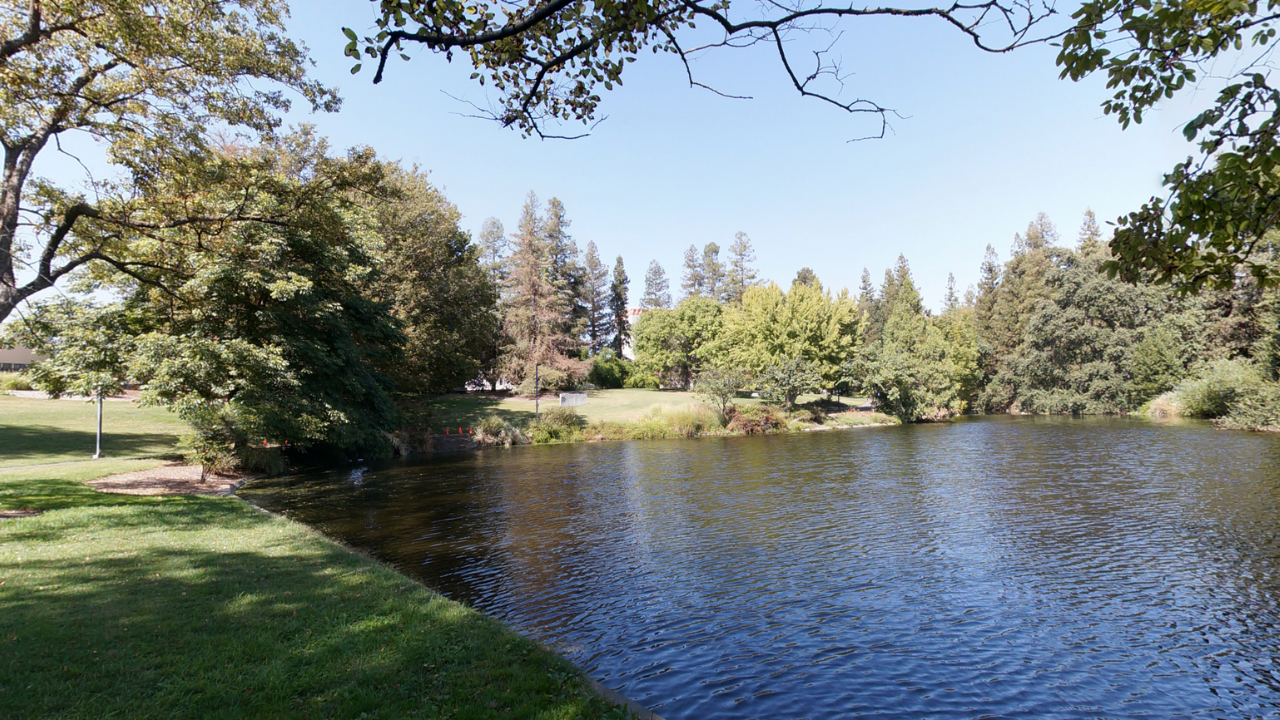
<box><xmin>631</xmin><ymin>297</ymin><xmax>724</xmax><ymax>388</ymax></box>
<box><xmin>714</xmin><ymin>281</ymin><xmax>862</xmax><ymax>389</ymax></box>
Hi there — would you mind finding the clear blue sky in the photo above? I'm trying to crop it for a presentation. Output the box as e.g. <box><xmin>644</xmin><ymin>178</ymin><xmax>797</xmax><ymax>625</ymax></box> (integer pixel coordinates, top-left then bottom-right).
<box><xmin>37</xmin><ymin>1</ymin><xmax>1206</xmax><ymax>312</ymax></box>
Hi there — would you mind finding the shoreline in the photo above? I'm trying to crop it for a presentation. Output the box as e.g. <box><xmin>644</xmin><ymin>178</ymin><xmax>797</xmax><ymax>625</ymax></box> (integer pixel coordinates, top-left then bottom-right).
<box><xmin>0</xmin><ymin>458</ymin><xmax>642</xmax><ymax>719</ymax></box>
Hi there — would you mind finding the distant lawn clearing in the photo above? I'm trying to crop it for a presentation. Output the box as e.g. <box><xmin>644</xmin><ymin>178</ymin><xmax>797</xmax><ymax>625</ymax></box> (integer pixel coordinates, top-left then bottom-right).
<box><xmin>0</xmin><ymin>462</ymin><xmax>623</xmax><ymax>719</ymax></box>
<box><xmin>429</xmin><ymin>387</ymin><xmax>867</xmax><ymax>430</ymax></box>
<box><xmin>0</xmin><ymin>395</ymin><xmax>186</xmax><ymax>468</ymax></box>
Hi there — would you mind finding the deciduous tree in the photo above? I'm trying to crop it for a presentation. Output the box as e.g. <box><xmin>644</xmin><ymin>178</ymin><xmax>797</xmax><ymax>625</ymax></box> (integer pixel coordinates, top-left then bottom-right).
<box><xmin>0</xmin><ymin>0</ymin><xmax>337</xmax><ymax>324</ymax></box>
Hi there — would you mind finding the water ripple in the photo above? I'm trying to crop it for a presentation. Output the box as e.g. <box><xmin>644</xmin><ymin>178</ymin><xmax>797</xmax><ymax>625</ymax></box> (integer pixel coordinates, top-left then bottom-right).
<box><xmin>242</xmin><ymin>416</ymin><xmax>1280</xmax><ymax>719</ymax></box>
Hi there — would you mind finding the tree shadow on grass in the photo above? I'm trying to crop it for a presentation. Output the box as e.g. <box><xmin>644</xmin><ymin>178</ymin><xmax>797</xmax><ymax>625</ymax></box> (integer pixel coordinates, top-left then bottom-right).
<box><xmin>0</xmin><ymin>424</ymin><xmax>181</xmax><ymax>465</ymax></box>
<box><xmin>0</xmin><ymin>501</ymin><xmax>618</xmax><ymax>720</ymax></box>
<box><xmin>428</xmin><ymin>396</ymin><xmax>535</xmax><ymax>431</ymax></box>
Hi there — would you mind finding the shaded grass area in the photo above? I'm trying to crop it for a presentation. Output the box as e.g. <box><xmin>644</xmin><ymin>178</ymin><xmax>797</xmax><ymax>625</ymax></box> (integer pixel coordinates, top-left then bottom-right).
<box><xmin>0</xmin><ymin>395</ymin><xmax>186</xmax><ymax>467</ymax></box>
<box><xmin>0</xmin><ymin>465</ymin><xmax>628</xmax><ymax>719</ymax></box>
<box><xmin>430</xmin><ymin>388</ymin><xmax>868</xmax><ymax>430</ymax></box>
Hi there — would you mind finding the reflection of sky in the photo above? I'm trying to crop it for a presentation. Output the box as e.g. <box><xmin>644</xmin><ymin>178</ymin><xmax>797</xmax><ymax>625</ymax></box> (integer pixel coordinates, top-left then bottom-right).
<box><xmin>242</xmin><ymin>418</ymin><xmax>1280</xmax><ymax>720</ymax></box>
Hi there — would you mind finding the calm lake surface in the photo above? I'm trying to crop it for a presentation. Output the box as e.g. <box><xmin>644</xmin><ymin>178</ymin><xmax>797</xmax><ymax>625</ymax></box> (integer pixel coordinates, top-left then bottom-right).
<box><xmin>241</xmin><ymin>416</ymin><xmax>1280</xmax><ymax>719</ymax></box>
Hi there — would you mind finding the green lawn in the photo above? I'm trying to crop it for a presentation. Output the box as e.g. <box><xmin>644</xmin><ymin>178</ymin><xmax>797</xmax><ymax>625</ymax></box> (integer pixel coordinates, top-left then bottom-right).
<box><xmin>428</xmin><ymin>388</ymin><xmax>867</xmax><ymax>429</ymax></box>
<box><xmin>0</xmin><ymin>408</ymin><xmax>630</xmax><ymax>718</ymax></box>
<box><xmin>0</xmin><ymin>395</ymin><xmax>186</xmax><ymax>468</ymax></box>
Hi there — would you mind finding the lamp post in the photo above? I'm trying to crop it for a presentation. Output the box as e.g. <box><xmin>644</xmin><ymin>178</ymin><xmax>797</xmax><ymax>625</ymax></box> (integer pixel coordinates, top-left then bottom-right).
<box><xmin>534</xmin><ymin>362</ymin><xmax>539</xmax><ymax>418</ymax></box>
<box><xmin>92</xmin><ymin>386</ymin><xmax>103</xmax><ymax>459</ymax></box>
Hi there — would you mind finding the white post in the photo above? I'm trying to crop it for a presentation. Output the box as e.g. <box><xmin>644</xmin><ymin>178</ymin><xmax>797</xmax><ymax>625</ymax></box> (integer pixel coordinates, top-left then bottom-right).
<box><xmin>93</xmin><ymin>388</ymin><xmax>103</xmax><ymax>459</ymax></box>
<box><xmin>534</xmin><ymin>363</ymin><xmax>540</xmax><ymax>418</ymax></box>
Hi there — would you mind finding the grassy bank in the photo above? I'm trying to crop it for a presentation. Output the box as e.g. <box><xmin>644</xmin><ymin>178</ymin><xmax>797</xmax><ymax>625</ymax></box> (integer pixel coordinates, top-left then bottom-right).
<box><xmin>0</xmin><ymin>466</ymin><xmax>628</xmax><ymax>718</ymax></box>
<box><xmin>0</xmin><ymin>394</ymin><xmax>186</xmax><ymax>467</ymax></box>
<box><xmin>430</xmin><ymin>388</ymin><xmax>884</xmax><ymax>439</ymax></box>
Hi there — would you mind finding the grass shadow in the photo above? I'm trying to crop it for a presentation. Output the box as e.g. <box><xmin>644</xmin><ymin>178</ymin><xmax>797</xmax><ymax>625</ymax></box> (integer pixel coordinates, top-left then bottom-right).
<box><xmin>0</xmin><ymin>500</ymin><xmax>622</xmax><ymax>719</ymax></box>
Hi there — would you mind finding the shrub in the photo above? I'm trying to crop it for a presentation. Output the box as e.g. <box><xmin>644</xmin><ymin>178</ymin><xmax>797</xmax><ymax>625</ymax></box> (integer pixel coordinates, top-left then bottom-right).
<box><xmin>587</xmin><ymin>350</ymin><xmax>630</xmax><ymax>389</ymax></box>
<box><xmin>726</xmin><ymin>404</ymin><xmax>783</xmax><ymax>434</ymax></box>
<box><xmin>1219</xmin><ymin>382</ymin><xmax>1280</xmax><ymax>432</ymax></box>
<box><xmin>475</xmin><ymin>414</ymin><xmax>528</xmax><ymax>447</ymax></box>
<box><xmin>1146</xmin><ymin>391</ymin><xmax>1183</xmax><ymax>418</ymax></box>
<box><xmin>758</xmin><ymin>358</ymin><xmax>821</xmax><ymax>409</ymax></box>
<box><xmin>386</xmin><ymin>428</ymin><xmax>433</xmax><ymax>455</ymax></box>
<box><xmin>692</xmin><ymin>368</ymin><xmax>745</xmax><ymax>417</ymax></box>
<box><xmin>0</xmin><ymin>372</ymin><xmax>33</xmax><ymax>392</ymax></box>
<box><xmin>1175</xmin><ymin>359</ymin><xmax>1264</xmax><ymax>418</ymax></box>
<box><xmin>235</xmin><ymin>445</ymin><xmax>285</xmax><ymax>476</ymax></box>
<box><xmin>529</xmin><ymin>406</ymin><xmax>584</xmax><ymax>443</ymax></box>
<box><xmin>623</xmin><ymin>373</ymin><xmax>660</xmax><ymax>389</ymax></box>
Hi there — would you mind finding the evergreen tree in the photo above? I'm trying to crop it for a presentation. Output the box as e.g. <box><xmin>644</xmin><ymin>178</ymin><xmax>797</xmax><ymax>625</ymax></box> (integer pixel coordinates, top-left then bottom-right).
<box><xmin>542</xmin><ymin>197</ymin><xmax>586</xmax><ymax>346</ymax></box>
<box><xmin>794</xmin><ymin>267</ymin><xmax>819</xmax><ymax>287</ymax></box>
<box><xmin>478</xmin><ymin>217</ymin><xmax>508</xmax><ymax>285</ymax></box>
<box><xmin>503</xmin><ymin>192</ymin><xmax>574</xmax><ymax>381</ymax></box>
<box><xmin>681</xmin><ymin>244</ymin><xmax>704</xmax><ymax>299</ymax></box>
<box><xmin>974</xmin><ymin>244</ymin><xmax>1002</xmax><ymax>339</ymax></box>
<box><xmin>610</xmin><ymin>256</ymin><xmax>630</xmax><ymax>355</ymax></box>
<box><xmin>725</xmin><ymin>231</ymin><xmax>760</xmax><ymax>304</ymax></box>
<box><xmin>858</xmin><ymin>268</ymin><xmax>876</xmax><ymax>307</ymax></box>
<box><xmin>988</xmin><ymin>215</ymin><xmax>1057</xmax><ymax>360</ymax></box>
<box><xmin>944</xmin><ymin>273</ymin><xmax>959</xmax><ymax>311</ymax></box>
<box><xmin>1013</xmin><ymin>212</ymin><xmax>1059</xmax><ymax>255</ymax></box>
<box><xmin>582</xmin><ymin>241</ymin><xmax>613</xmax><ymax>353</ymax></box>
<box><xmin>1078</xmin><ymin>209</ymin><xmax>1103</xmax><ymax>253</ymax></box>
<box><xmin>702</xmin><ymin>242</ymin><xmax>726</xmax><ymax>301</ymax></box>
<box><xmin>642</xmin><ymin>260</ymin><xmax>672</xmax><ymax>309</ymax></box>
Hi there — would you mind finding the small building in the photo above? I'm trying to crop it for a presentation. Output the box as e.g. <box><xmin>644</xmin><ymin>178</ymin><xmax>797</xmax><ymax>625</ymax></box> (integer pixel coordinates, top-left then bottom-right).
<box><xmin>621</xmin><ymin>307</ymin><xmax>650</xmax><ymax>360</ymax></box>
<box><xmin>0</xmin><ymin>346</ymin><xmax>42</xmax><ymax>372</ymax></box>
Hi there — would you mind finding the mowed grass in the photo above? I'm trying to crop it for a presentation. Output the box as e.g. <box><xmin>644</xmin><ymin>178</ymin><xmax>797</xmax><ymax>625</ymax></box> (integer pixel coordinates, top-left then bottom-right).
<box><xmin>0</xmin><ymin>462</ymin><xmax>627</xmax><ymax>719</ymax></box>
<box><xmin>429</xmin><ymin>388</ymin><xmax>869</xmax><ymax>429</ymax></box>
<box><xmin>0</xmin><ymin>394</ymin><xmax>186</xmax><ymax>468</ymax></box>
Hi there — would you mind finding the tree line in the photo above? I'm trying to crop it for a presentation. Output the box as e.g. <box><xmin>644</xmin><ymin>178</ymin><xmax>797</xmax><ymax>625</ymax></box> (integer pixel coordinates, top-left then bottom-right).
<box><xmin>627</xmin><ymin>211</ymin><xmax>1280</xmax><ymax>429</ymax></box>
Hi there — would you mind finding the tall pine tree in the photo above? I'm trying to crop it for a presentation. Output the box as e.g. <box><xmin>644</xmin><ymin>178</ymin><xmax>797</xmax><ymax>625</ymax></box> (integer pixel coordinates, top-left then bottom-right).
<box><xmin>582</xmin><ymin>241</ymin><xmax>613</xmax><ymax>353</ymax></box>
<box><xmin>944</xmin><ymin>273</ymin><xmax>959</xmax><ymax>311</ymax></box>
<box><xmin>725</xmin><ymin>232</ymin><xmax>760</xmax><ymax>304</ymax></box>
<box><xmin>973</xmin><ymin>244</ymin><xmax>1002</xmax><ymax>341</ymax></box>
<box><xmin>681</xmin><ymin>244</ymin><xmax>704</xmax><ymax>299</ymax></box>
<box><xmin>610</xmin><ymin>257</ymin><xmax>630</xmax><ymax>355</ymax></box>
<box><xmin>642</xmin><ymin>260</ymin><xmax>672</xmax><ymax>309</ymax></box>
<box><xmin>1078</xmin><ymin>209</ymin><xmax>1103</xmax><ymax>253</ymax></box>
<box><xmin>478</xmin><ymin>217</ymin><xmax>507</xmax><ymax>286</ymax></box>
<box><xmin>702</xmin><ymin>242</ymin><xmax>726</xmax><ymax>301</ymax></box>
<box><xmin>502</xmin><ymin>192</ymin><xmax>575</xmax><ymax>381</ymax></box>
<box><xmin>541</xmin><ymin>197</ymin><xmax>586</xmax><ymax>349</ymax></box>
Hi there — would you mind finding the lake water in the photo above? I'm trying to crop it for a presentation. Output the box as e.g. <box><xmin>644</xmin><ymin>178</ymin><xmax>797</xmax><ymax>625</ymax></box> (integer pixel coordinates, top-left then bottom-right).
<box><xmin>240</xmin><ymin>416</ymin><xmax>1280</xmax><ymax>719</ymax></box>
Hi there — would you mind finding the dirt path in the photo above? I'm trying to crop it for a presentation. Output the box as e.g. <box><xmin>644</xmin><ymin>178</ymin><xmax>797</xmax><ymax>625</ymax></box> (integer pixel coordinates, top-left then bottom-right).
<box><xmin>87</xmin><ymin>462</ymin><xmax>259</xmax><ymax>496</ymax></box>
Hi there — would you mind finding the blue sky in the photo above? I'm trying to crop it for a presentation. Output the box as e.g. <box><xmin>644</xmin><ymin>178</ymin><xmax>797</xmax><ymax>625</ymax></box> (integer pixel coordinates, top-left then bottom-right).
<box><xmin>35</xmin><ymin>1</ymin><xmax>1207</xmax><ymax>312</ymax></box>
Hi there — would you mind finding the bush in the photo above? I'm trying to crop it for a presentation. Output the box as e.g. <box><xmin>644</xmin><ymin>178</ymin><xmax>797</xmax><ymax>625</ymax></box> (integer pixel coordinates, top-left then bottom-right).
<box><xmin>528</xmin><ymin>406</ymin><xmax>584</xmax><ymax>443</ymax></box>
<box><xmin>386</xmin><ymin>427</ymin><xmax>433</xmax><ymax>455</ymax></box>
<box><xmin>475</xmin><ymin>414</ymin><xmax>528</xmax><ymax>447</ymax></box>
<box><xmin>1219</xmin><ymin>382</ymin><xmax>1280</xmax><ymax>432</ymax></box>
<box><xmin>623</xmin><ymin>373</ymin><xmax>660</xmax><ymax>389</ymax></box>
<box><xmin>692</xmin><ymin>368</ymin><xmax>745</xmax><ymax>417</ymax></box>
<box><xmin>1146</xmin><ymin>391</ymin><xmax>1183</xmax><ymax>418</ymax></box>
<box><xmin>1175</xmin><ymin>359</ymin><xmax>1264</xmax><ymax>418</ymax></box>
<box><xmin>0</xmin><ymin>372</ymin><xmax>33</xmax><ymax>392</ymax></box>
<box><xmin>587</xmin><ymin>350</ymin><xmax>630</xmax><ymax>389</ymax></box>
<box><xmin>758</xmin><ymin>358</ymin><xmax>821</xmax><ymax>409</ymax></box>
<box><xmin>235</xmin><ymin>445</ymin><xmax>285</xmax><ymax>476</ymax></box>
<box><xmin>726</xmin><ymin>404</ymin><xmax>783</xmax><ymax>434</ymax></box>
